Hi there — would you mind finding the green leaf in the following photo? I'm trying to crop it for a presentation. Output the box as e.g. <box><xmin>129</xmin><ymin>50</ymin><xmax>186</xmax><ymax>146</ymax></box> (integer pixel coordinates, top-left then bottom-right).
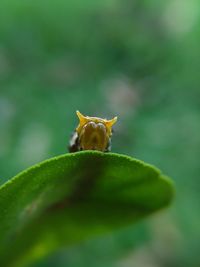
<box><xmin>0</xmin><ymin>151</ymin><xmax>174</xmax><ymax>267</ymax></box>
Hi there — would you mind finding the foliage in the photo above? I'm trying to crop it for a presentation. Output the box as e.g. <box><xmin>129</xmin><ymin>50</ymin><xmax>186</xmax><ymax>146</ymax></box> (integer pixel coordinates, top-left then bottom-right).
<box><xmin>0</xmin><ymin>0</ymin><xmax>199</xmax><ymax>266</ymax></box>
<box><xmin>0</xmin><ymin>151</ymin><xmax>173</xmax><ymax>267</ymax></box>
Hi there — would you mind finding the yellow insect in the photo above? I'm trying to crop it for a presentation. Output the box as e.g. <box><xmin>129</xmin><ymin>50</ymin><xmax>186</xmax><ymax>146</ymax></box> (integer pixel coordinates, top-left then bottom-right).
<box><xmin>69</xmin><ymin>111</ymin><xmax>117</xmax><ymax>152</ymax></box>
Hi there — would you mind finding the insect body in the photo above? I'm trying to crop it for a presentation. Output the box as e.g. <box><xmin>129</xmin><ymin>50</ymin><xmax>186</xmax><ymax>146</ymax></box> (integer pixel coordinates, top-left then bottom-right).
<box><xmin>69</xmin><ymin>111</ymin><xmax>117</xmax><ymax>152</ymax></box>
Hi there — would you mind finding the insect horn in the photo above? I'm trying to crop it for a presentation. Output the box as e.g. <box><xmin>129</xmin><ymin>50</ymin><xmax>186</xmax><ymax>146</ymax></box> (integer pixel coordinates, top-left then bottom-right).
<box><xmin>105</xmin><ymin>116</ymin><xmax>117</xmax><ymax>135</ymax></box>
<box><xmin>105</xmin><ymin>116</ymin><xmax>118</xmax><ymax>127</ymax></box>
<box><xmin>76</xmin><ymin>110</ymin><xmax>88</xmax><ymax>126</ymax></box>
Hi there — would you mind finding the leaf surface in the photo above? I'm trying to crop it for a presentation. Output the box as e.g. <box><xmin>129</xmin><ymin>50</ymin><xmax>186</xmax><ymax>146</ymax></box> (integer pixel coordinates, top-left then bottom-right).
<box><xmin>0</xmin><ymin>151</ymin><xmax>174</xmax><ymax>267</ymax></box>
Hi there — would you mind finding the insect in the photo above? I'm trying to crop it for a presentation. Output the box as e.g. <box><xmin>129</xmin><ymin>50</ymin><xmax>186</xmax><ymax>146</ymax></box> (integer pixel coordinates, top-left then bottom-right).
<box><xmin>69</xmin><ymin>111</ymin><xmax>117</xmax><ymax>152</ymax></box>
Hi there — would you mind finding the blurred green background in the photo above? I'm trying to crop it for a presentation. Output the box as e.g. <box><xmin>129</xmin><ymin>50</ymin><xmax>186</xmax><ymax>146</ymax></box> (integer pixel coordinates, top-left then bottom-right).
<box><xmin>0</xmin><ymin>0</ymin><xmax>199</xmax><ymax>266</ymax></box>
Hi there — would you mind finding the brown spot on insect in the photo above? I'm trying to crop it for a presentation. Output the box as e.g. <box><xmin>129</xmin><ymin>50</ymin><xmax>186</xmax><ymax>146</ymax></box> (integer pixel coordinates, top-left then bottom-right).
<box><xmin>69</xmin><ymin>111</ymin><xmax>117</xmax><ymax>152</ymax></box>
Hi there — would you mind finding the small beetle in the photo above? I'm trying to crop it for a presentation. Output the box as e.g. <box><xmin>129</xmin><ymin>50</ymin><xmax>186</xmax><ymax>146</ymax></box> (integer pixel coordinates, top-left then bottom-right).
<box><xmin>69</xmin><ymin>111</ymin><xmax>117</xmax><ymax>152</ymax></box>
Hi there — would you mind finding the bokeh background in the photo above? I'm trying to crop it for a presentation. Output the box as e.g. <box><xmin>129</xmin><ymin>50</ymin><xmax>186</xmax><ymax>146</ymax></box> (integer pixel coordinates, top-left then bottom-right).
<box><xmin>0</xmin><ymin>0</ymin><xmax>200</xmax><ymax>266</ymax></box>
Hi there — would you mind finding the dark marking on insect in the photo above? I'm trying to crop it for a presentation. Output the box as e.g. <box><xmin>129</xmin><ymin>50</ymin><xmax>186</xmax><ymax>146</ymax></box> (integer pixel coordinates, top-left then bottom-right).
<box><xmin>69</xmin><ymin>111</ymin><xmax>117</xmax><ymax>152</ymax></box>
